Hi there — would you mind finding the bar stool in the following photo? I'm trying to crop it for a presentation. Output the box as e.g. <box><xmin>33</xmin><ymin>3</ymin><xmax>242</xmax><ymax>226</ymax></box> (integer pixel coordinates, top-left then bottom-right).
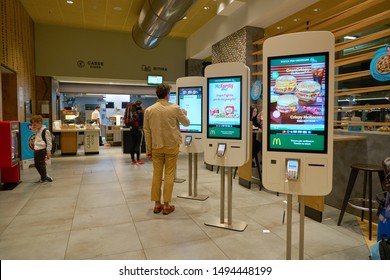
<box><xmin>337</xmin><ymin>163</ymin><xmax>385</xmax><ymax>240</ymax></box>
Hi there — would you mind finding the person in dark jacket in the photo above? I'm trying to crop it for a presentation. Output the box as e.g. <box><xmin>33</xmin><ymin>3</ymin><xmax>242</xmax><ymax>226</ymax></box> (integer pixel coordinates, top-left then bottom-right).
<box><xmin>129</xmin><ymin>101</ymin><xmax>144</xmax><ymax>165</ymax></box>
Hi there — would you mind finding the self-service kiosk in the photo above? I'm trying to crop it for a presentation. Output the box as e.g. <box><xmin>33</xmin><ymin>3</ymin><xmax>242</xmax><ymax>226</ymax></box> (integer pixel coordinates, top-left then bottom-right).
<box><xmin>0</xmin><ymin>121</ymin><xmax>21</xmax><ymax>189</ymax></box>
<box><xmin>262</xmin><ymin>31</ymin><xmax>335</xmax><ymax>259</ymax></box>
<box><xmin>176</xmin><ymin>76</ymin><xmax>208</xmax><ymax>201</ymax></box>
<box><xmin>203</xmin><ymin>62</ymin><xmax>250</xmax><ymax>231</ymax></box>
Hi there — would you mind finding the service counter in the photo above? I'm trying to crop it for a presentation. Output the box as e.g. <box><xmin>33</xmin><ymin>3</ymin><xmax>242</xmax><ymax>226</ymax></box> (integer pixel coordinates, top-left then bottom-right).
<box><xmin>53</xmin><ymin>127</ymin><xmax>100</xmax><ymax>155</ymax></box>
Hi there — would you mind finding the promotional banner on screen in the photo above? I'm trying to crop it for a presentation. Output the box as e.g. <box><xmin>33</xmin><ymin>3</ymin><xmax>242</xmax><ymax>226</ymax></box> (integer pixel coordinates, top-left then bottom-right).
<box><xmin>267</xmin><ymin>53</ymin><xmax>329</xmax><ymax>153</ymax></box>
<box><xmin>178</xmin><ymin>87</ymin><xmax>202</xmax><ymax>133</ymax></box>
<box><xmin>207</xmin><ymin>77</ymin><xmax>242</xmax><ymax>139</ymax></box>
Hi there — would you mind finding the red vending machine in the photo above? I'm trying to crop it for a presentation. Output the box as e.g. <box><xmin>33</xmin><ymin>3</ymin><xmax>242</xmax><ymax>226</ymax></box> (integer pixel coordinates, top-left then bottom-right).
<box><xmin>0</xmin><ymin>121</ymin><xmax>21</xmax><ymax>189</ymax></box>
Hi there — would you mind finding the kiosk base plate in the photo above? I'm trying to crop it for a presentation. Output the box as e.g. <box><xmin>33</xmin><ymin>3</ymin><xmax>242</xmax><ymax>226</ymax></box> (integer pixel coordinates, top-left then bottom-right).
<box><xmin>174</xmin><ymin>178</ymin><xmax>186</xmax><ymax>183</ymax></box>
<box><xmin>162</xmin><ymin>178</ymin><xmax>186</xmax><ymax>183</ymax></box>
<box><xmin>177</xmin><ymin>193</ymin><xmax>209</xmax><ymax>201</ymax></box>
<box><xmin>205</xmin><ymin>218</ymin><xmax>247</xmax><ymax>232</ymax></box>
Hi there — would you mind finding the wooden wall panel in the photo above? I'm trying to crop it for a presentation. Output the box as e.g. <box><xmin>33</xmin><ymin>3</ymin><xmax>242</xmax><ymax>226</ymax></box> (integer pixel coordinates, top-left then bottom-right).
<box><xmin>0</xmin><ymin>0</ymin><xmax>36</xmax><ymax>121</ymax></box>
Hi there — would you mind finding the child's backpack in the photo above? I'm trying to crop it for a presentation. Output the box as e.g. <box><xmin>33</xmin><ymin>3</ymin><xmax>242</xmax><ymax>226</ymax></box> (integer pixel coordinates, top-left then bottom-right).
<box><xmin>370</xmin><ymin>234</ymin><xmax>390</xmax><ymax>260</ymax></box>
<box><xmin>42</xmin><ymin>128</ymin><xmax>57</xmax><ymax>154</ymax></box>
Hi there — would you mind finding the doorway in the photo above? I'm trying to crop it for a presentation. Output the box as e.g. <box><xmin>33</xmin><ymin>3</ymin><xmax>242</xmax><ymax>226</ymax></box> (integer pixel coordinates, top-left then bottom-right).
<box><xmin>1</xmin><ymin>65</ymin><xmax>18</xmax><ymax>121</ymax></box>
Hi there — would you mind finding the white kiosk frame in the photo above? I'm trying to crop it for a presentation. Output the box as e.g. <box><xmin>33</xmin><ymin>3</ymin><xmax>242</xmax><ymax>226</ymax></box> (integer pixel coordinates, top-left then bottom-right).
<box><xmin>262</xmin><ymin>31</ymin><xmax>335</xmax><ymax>259</ymax></box>
<box><xmin>203</xmin><ymin>62</ymin><xmax>250</xmax><ymax>231</ymax></box>
<box><xmin>176</xmin><ymin>76</ymin><xmax>208</xmax><ymax>201</ymax></box>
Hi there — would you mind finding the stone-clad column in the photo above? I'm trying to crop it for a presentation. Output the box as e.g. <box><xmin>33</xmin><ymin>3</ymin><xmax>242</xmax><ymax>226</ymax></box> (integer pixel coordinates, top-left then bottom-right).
<box><xmin>212</xmin><ymin>26</ymin><xmax>264</xmax><ymax>78</ymax></box>
<box><xmin>185</xmin><ymin>59</ymin><xmax>204</xmax><ymax>76</ymax></box>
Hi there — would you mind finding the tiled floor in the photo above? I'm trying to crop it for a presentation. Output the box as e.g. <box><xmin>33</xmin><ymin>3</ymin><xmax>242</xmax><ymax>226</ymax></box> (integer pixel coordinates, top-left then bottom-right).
<box><xmin>0</xmin><ymin>146</ymin><xmax>370</xmax><ymax>260</ymax></box>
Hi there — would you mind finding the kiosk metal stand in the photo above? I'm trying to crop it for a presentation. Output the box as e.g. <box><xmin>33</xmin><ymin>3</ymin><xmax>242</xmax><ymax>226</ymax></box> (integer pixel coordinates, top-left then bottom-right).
<box><xmin>286</xmin><ymin>194</ymin><xmax>305</xmax><ymax>260</ymax></box>
<box><xmin>178</xmin><ymin>153</ymin><xmax>209</xmax><ymax>201</ymax></box>
<box><xmin>163</xmin><ymin>166</ymin><xmax>186</xmax><ymax>183</ymax></box>
<box><xmin>205</xmin><ymin>166</ymin><xmax>247</xmax><ymax>231</ymax></box>
<box><xmin>174</xmin><ymin>160</ymin><xmax>185</xmax><ymax>183</ymax></box>
<box><xmin>174</xmin><ymin>173</ymin><xmax>186</xmax><ymax>183</ymax></box>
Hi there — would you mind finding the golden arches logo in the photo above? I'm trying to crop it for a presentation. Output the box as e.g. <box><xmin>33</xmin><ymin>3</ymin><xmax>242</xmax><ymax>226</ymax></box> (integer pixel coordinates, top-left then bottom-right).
<box><xmin>272</xmin><ymin>138</ymin><xmax>282</xmax><ymax>145</ymax></box>
<box><xmin>210</xmin><ymin>130</ymin><xmax>216</xmax><ymax>135</ymax></box>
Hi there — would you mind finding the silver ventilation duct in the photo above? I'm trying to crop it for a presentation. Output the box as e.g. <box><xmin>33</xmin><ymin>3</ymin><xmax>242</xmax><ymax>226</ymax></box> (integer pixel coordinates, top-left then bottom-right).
<box><xmin>132</xmin><ymin>0</ymin><xmax>195</xmax><ymax>49</ymax></box>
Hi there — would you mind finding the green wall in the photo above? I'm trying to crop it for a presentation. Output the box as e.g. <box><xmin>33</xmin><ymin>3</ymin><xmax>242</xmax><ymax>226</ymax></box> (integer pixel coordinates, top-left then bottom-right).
<box><xmin>34</xmin><ymin>24</ymin><xmax>186</xmax><ymax>83</ymax></box>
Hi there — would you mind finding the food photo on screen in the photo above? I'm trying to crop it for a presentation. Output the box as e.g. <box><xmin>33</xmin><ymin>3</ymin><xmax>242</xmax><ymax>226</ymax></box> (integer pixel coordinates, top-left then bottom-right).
<box><xmin>267</xmin><ymin>53</ymin><xmax>329</xmax><ymax>152</ymax></box>
<box><xmin>207</xmin><ymin>77</ymin><xmax>242</xmax><ymax>139</ymax></box>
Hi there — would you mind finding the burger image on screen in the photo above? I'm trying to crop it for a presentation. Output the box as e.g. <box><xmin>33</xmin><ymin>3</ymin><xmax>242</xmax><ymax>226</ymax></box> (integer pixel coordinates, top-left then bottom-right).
<box><xmin>276</xmin><ymin>94</ymin><xmax>299</xmax><ymax>114</ymax></box>
<box><xmin>295</xmin><ymin>80</ymin><xmax>321</xmax><ymax>102</ymax></box>
<box><xmin>274</xmin><ymin>75</ymin><xmax>297</xmax><ymax>94</ymax></box>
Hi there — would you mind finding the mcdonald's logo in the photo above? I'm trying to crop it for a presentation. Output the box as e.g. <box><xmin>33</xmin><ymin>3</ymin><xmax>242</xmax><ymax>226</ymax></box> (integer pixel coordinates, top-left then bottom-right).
<box><xmin>210</xmin><ymin>130</ymin><xmax>216</xmax><ymax>135</ymax></box>
<box><xmin>272</xmin><ymin>138</ymin><xmax>282</xmax><ymax>145</ymax></box>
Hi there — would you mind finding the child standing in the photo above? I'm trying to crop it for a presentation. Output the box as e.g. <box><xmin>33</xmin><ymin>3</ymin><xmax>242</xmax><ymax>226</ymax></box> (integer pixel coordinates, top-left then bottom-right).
<box><xmin>31</xmin><ymin>115</ymin><xmax>53</xmax><ymax>183</ymax></box>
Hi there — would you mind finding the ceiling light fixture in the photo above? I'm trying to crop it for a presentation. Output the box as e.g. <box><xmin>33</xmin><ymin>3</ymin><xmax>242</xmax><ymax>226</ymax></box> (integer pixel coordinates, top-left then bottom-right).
<box><xmin>293</xmin><ymin>18</ymin><xmax>300</xmax><ymax>22</ymax></box>
<box><xmin>344</xmin><ymin>35</ymin><xmax>357</xmax><ymax>40</ymax></box>
<box><xmin>313</xmin><ymin>8</ymin><xmax>320</xmax><ymax>12</ymax></box>
<box><xmin>66</xmin><ymin>0</ymin><xmax>74</xmax><ymax>4</ymax></box>
<box><xmin>276</xmin><ymin>26</ymin><xmax>282</xmax><ymax>30</ymax></box>
<box><xmin>113</xmin><ymin>6</ymin><xmax>122</xmax><ymax>11</ymax></box>
<box><xmin>204</xmin><ymin>6</ymin><xmax>210</xmax><ymax>10</ymax></box>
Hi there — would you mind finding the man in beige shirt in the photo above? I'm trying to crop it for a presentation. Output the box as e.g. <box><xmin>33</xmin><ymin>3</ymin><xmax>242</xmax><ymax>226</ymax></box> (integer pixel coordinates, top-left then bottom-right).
<box><xmin>144</xmin><ymin>84</ymin><xmax>190</xmax><ymax>215</ymax></box>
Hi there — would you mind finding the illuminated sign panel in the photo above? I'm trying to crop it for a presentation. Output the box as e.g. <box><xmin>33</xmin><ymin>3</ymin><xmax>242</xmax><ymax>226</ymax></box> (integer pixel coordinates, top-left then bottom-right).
<box><xmin>178</xmin><ymin>86</ymin><xmax>202</xmax><ymax>133</ymax></box>
<box><xmin>267</xmin><ymin>52</ymin><xmax>329</xmax><ymax>153</ymax></box>
<box><xmin>207</xmin><ymin>76</ymin><xmax>242</xmax><ymax>139</ymax></box>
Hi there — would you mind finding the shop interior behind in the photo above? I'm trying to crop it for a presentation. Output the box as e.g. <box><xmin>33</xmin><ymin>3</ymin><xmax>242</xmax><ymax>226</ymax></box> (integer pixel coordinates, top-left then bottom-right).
<box><xmin>59</xmin><ymin>93</ymin><xmax>157</xmax><ymax>145</ymax></box>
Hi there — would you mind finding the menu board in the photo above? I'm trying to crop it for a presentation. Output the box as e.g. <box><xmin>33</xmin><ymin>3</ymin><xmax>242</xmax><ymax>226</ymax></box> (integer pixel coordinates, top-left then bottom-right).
<box><xmin>178</xmin><ymin>86</ymin><xmax>202</xmax><ymax>133</ymax></box>
<box><xmin>207</xmin><ymin>76</ymin><xmax>242</xmax><ymax>139</ymax></box>
<box><xmin>267</xmin><ymin>52</ymin><xmax>329</xmax><ymax>153</ymax></box>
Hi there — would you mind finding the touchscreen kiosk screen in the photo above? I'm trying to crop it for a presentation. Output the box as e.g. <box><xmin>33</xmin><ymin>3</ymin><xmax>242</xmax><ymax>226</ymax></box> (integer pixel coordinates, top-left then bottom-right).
<box><xmin>267</xmin><ymin>52</ymin><xmax>329</xmax><ymax>153</ymax></box>
<box><xmin>169</xmin><ymin>93</ymin><xmax>177</xmax><ymax>104</ymax></box>
<box><xmin>207</xmin><ymin>76</ymin><xmax>242</xmax><ymax>139</ymax></box>
<box><xmin>178</xmin><ymin>87</ymin><xmax>202</xmax><ymax>133</ymax></box>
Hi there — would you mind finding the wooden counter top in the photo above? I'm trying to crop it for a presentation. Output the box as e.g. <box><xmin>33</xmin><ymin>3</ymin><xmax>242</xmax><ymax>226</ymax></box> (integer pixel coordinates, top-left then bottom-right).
<box><xmin>53</xmin><ymin>127</ymin><xmax>100</xmax><ymax>132</ymax></box>
<box><xmin>333</xmin><ymin>134</ymin><xmax>367</xmax><ymax>141</ymax></box>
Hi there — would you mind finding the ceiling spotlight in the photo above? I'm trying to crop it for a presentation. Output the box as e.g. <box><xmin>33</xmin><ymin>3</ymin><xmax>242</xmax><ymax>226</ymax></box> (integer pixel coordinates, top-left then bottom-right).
<box><xmin>66</xmin><ymin>0</ymin><xmax>74</xmax><ymax>4</ymax></box>
<box><xmin>276</xmin><ymin>26</ymin><xmax>282</xmax><ymax>30</ymax></box>
<box><xmin>204</xmin><ymin>6</ymin><xmax>210</xmax><ymax>10</ymax></box>
<box><xmin>293</xmin><ymin>18</ymin><xmax>300</xmax><ymax>22</ymax></box>
<box><xmin>313</xmin><ymin>8</ymin><xmax>320</xmax><ymax>12</ymax></box>
<box><xmin>183</xmin><ymin>16</ymin><xmax>188</xmax><ymax>20</ymax></box>
<box><xmin>113</xmin><ymin>6</ymin><xmax>122</xmax><ymax>11</ymax></box>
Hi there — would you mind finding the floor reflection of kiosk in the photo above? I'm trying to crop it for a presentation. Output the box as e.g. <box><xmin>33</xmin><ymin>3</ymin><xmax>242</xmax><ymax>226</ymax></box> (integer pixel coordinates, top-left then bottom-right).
<box><xmin>0</xmin><ymin>121</ymin><xmax>21</xmax><ymax>189</ymax></box>
<box><xmin>203</xmin><ymin>62</ymin><xmax>250</xmax><ymax>231</ymax></box>
<box><xmin>176</xmin><ymin>76</ymin><xmax>208</xmax><ymax>201</ymax></box>
<box><xmin>262</xmin><ymin>31</ymin><xmax>334</xmax><ymax>259</ymax></box>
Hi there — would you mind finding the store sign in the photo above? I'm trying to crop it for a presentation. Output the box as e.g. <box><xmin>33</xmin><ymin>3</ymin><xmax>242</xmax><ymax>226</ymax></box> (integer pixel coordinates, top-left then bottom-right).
<box><xmin>77</xmin><ymin>60</ymin><xmax>105</xmax><ymax>69</ymax></box>
<box><xmin>370</xmin><ymin>45</ymin><xmax>390</xmax><ymax>81</ymax></box>
<box><xmin>250</xmin><ymin>80</ymin><xmax>262</xmax><ymax>100</ymax></box>
<box><xmin>141</xmin><ymin>64</ymin><xmax>168</xmax><ymax>71</ymax></box>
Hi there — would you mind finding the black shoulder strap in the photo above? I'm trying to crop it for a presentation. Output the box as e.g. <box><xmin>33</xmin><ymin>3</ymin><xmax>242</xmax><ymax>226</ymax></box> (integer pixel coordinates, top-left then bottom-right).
<box><xmin>42</xmin><ymin>128</ymin><xmax>47</xmax><ymax>143</ymax></box>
